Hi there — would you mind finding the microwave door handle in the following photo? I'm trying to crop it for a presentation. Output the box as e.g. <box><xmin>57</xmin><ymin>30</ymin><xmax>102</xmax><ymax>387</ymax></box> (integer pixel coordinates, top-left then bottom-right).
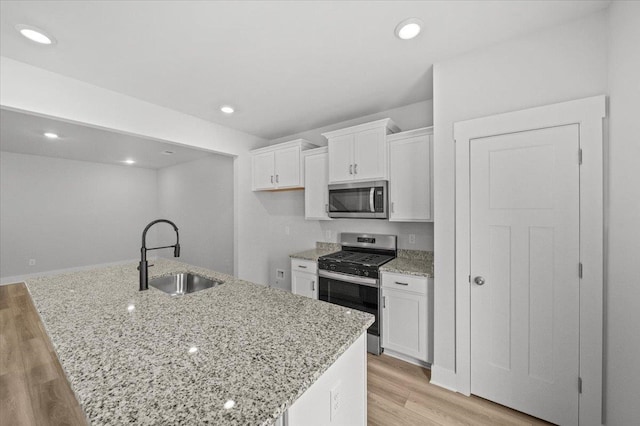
<box><xmin>370</xmin><ymin>187</ymin><xmax>375</xmax><ymax>212</ymax></box>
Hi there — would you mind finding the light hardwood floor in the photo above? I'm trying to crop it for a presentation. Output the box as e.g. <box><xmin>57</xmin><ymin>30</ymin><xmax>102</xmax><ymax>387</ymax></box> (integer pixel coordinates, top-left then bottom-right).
<box><xmin>1</xmin><ymin>282</ymin><xmax>551</xmax><ymax>426</ymax></box>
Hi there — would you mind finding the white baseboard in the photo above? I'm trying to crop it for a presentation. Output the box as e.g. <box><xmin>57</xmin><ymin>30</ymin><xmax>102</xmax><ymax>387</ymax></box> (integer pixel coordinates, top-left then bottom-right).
<box><xmin>0</xmin><ymin>257</ymin><xmax>151</xmax><ymax>286</ymax></box>
<box><xmin>382</xmin><ymin>348</ymin><xmax>431</xmax><ymax>369</ymax></box>
<box><xmin>429</xmin><ymin>364</ymin><xmax>458</xmax><ymax>392</ymax></box>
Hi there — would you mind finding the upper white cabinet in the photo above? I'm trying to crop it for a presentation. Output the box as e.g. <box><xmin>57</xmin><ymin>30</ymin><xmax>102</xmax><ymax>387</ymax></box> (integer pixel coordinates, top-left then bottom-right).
<box><xmin>388</xmin><ymin>127</ymin><xmax>433</xmax><ymax>222</ymax></box>
<box><xmin>303</xmin><ymin>147</ymin><xmax>331</xmax><ymax>220</ymax></box>
<box><xmin>251</xmin><ymin>139</ymin><xmax>321</xmax><ymax>191</ymax></box>
<box><xmin>322</xmin><ymin>119</ymin><xmax>399</xmax><ymax>184</ymax></box>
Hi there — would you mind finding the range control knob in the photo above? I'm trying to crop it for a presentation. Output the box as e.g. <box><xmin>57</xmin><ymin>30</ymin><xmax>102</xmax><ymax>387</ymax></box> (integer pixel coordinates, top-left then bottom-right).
<box><xmin>364</xmin><ymin>271</ymin><xmax>369</xmax><ymax>276</ymax></box>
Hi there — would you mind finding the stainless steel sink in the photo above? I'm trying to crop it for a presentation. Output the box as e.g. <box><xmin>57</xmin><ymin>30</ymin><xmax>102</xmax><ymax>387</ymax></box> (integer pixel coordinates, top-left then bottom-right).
<box><xmin>149</xmin><ymin>273</ymin><xmax>223</xmax><ymax>296</ymax></box>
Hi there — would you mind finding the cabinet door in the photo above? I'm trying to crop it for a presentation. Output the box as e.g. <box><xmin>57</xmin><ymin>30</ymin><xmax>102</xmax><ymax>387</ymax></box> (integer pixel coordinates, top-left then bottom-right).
<box><xmin>291</xmin><ymin>270</ymin><xmax>317</xmax><ymax>299</ymax></box>
<box><xmin>382</xmin><ymin>287</ymin><xmax>427</xmax><ymax>361</ymax></box>
<box><xmin>353</xmin><ymin>128</ymin><xmax>386</xmax><ymax>181</ymax></box>
<box><xmin>328</xmin><ymin>134</ymin><xmax>354</xmax><ymax>183</ymax></box>
<box><xmin>274</xmin><ymin>146</ymin><xmax>301</xmax><ymax>188</ymax></box>
<box><xmin>252</xmin><ymin>151</ymin><xmax>275</xmax><ymax>190</ymax></box>
<box><xmin>304</xmin><ymin>152</ymin><xmax>331</xmax><ymax>220</ymax></box>
<box><xmin>389</xmin><ymin>134</ymin><xmax>432</xmax><ymax>221</ymax></box>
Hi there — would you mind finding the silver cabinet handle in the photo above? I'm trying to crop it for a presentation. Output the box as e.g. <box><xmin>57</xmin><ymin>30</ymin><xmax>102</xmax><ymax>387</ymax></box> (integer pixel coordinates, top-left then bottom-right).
<box><xmin>276</xmin><ymin>174</ymin><xmax>279</xmax><ymax>183</ymax></box>
<box><xmin>394</xmin><ymin>281</ymin><xmax>409</xmax><ymax>286</ymax></box>
<box><xmin>349</xmin><ymin>164</ymin><xmax>353</xmax><ymax>175</ymax></box>
<box><xmin>391</xmin><ymin>202</ymin><xmax>395</xmax><ymax>213</ymax></box>
<box><xmin>383</xmin><ymin>296</ymin><xmax>386</xmax><ymax>308</ymax></box>
<box><xmin>298</xmin><ymin>265</ymin><xmax>307</xmax><ymax>269</ymax></box>
<box><xmin>270</xmin><ymin>175</ymin><xmax>274</xmax><ymax>183</ymax></box>
<box><xmin>354</xmin><ymin>163</ymin><xmax>358</xmax><ymax>174</ymax></box>
<box><xmin>312</xmin><ymin>280</ymin><xmax>316</xmax><ymax>292</ymax></box>
<box><xmin>325</xmin><ymin>203</ymin><xmax>329</xmax><ymax>213</ymax></box>
<box><xmin>474</xmin><ymin>276</ymin><xmax>486</xmax><ymax>286</ymax></box>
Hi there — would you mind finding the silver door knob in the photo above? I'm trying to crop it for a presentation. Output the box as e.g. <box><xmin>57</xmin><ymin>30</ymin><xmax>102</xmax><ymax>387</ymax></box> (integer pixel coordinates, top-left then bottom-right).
<box><xmin>474</xmin><ymin>276</ymin><xmax>486</xmax><ymax>286</ymax></box>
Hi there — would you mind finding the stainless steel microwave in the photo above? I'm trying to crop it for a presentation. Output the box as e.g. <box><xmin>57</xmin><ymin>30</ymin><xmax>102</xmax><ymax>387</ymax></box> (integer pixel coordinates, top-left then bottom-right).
<box><xmin>328</xmin><ymin>181</ymin><xmax>388</xmax><ymax>219</ymax></box>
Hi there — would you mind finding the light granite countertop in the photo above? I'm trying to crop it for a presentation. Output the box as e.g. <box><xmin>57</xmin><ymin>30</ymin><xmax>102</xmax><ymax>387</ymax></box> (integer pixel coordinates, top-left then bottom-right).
<box><xmin>289</xmin><ymin>242</ymin><xmax>341</xmax><ymax>262</ymax></box>
<box><xmin>26</xmin><ymin>259</ymin><xmax>373</xmax><ymax>425</ymax></box>
<box><xmin>379</xmin><ymin>250</ymin><xmax>434</xmax><ymax>278</ymax></box>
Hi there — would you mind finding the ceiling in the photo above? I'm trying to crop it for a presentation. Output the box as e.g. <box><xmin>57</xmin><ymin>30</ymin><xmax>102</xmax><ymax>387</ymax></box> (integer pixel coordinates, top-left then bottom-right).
<box><xmin>0</xmin><ymin>108</ymin><xmax>216</xmax><ymax>169</ymax></box>
<box><xmin>0</xmin><ymin>1</ymin><xmax>610</xmax><ymax>140</ymax></box>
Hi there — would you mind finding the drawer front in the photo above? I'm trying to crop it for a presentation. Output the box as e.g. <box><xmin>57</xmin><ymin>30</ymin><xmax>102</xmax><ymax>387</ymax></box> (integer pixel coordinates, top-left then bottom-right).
<box><xmin>291</xmin><ymin>259</ymin><xmax>318</xmax><ymax>274</ymax></box>
<box><xmin>381</xmin><ymin>272</ymin><xmax>427</xmax><ymax>295</ymax></box>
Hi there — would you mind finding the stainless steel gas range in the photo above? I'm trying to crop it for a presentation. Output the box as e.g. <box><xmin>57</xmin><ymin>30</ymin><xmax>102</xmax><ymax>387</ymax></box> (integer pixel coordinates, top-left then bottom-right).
<box><xmin>318</xmin><ymin>233</ymin><xmax>397</xmax><ymax>355</ymax></box>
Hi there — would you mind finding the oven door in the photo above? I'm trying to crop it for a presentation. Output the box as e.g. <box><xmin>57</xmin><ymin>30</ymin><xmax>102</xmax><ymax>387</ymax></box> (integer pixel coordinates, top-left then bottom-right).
<box><xmin>318</xmin><ymin>270</ymin><xmax>382</xmax><ymax>354</ymax></box>
<box><xmin>328</xmin><ymin>181</ymin><xmax>388</xmax><ymax>219</ymax></box>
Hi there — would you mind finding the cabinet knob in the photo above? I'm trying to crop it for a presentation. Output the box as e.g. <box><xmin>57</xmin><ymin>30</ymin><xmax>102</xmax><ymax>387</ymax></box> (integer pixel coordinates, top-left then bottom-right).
<box><xmin>354</xmin><ymin>163</ymin><xmax>358</xmax><ymax>174</ymax></box>
<box><xmin>349</xmin><ymin>164</ymin><xmax>353</xmax><ymax>175</ymax></box>
<box><xmin>276</xmin><ymin>174</ymin><xmax>279</xmax><ymax>183</ymax></box>
<box><xmin>270</xmin><ymin>175</ymin><xmax>274</xmax><ymax>184</ymax></box>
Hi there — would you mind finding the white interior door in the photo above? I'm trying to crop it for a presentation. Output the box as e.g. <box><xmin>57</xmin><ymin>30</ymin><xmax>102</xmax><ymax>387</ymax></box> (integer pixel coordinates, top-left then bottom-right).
<box><xmin>470</xmin><ymin>125</ymin><xmax>580</xmax><ymax>425</ymax></box>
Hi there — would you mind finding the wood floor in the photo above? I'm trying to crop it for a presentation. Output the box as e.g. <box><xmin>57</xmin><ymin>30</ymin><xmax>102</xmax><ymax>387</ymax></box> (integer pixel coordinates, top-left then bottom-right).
<box><xmin>1</xmin><ymin>282</ymin><xmax>550</xmax><ymax>426</ymax></box>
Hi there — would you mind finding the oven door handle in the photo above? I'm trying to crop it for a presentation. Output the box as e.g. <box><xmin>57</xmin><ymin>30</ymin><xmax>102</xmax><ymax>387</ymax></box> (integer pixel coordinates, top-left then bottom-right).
<box><xmin>319</xmin><ymin>270</ymin><xmax>379</xmax><ymax>287</ymax></box>
<box><xmin>369</xmin><ymin>187</ymin><xmax>376</xmax><ymax>213</ymax></box>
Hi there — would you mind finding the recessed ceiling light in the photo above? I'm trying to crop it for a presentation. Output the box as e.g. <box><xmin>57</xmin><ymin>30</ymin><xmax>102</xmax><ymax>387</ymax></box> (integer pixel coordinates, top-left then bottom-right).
<box><xmin>123</xmin><ymin>159</ymin><xmax>136</xmax><ymax>165</ymax></box>
<box><xmin>44</xmin><ymin>132</ymin><xmax>59</xmax><ymax>139</ymax></box>
<box><xmin>16</xmin><ymin>24</ymin><xmax>56</xmax><ymax>45</ymax></box>
<box><xmin>395</xmin><ymin>18</ymin><xmax>423</xmax><ymax>40</ymax></box>
<box><xmin>220</xmin><ymin>105</ymin><xmax>235</xmax><ymax>114</ymax></box>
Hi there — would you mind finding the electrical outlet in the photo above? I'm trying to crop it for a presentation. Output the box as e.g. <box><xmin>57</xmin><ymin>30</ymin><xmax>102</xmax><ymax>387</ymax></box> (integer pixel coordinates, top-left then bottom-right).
<box><xmin>285</xmin><ymin>226</ymin><xmax>290</xmax><ymax>235</ymax></box>
<box><xmin>325</xmin><ymin>230</ymin><xmax>331</xmax><ymax>241</ymax></box>
<box><xmin>276</xmin><ymin>269</ymin><xmax>285</xmax><ymax>280</ymax></box>
<box><xmin>409</xmin><ymin>234</ymin><xmax>416</xmax><ymax>244</ymax></box>
<box><xmin>28</xmin><ymin>259</ymin><xmax>36</xmax><ymax>266</ymax></box>
<box><xmin>330</xmin><ymin>382</ymin><xmax>342</xmax><ymax>421</ymax></box>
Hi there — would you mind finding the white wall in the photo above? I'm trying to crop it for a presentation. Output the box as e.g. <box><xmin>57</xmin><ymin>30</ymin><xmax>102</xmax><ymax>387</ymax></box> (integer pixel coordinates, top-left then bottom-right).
<box><xmin>0</xmin><ymin>152</ymin><xmax>158</xmax><ymax>281</ymax></box>
<box><xmin>157</xmin><ymin>155</ymin><xmax>235</xmax><ymax>275</ymax></box>
<box><xmin>604</xmin><ymin>2</ymin><xmax>640</xmax><ymax>424</ymax></box>
<box><xmin>243</xmin><ymin>100</ymin><xmax>434</xmax><ymax>290</ymax></box>
<box><xmin>432</xmin><ymin>10</ymin><xmax>608</xmax><ymax>386</ymax></box>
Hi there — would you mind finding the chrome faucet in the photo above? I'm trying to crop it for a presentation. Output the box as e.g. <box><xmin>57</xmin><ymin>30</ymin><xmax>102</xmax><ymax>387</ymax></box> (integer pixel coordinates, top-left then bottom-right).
<box><xmin>139</xmin><ymin>219</ymin><xmax>180</xmax><ymax>291</ymax></box>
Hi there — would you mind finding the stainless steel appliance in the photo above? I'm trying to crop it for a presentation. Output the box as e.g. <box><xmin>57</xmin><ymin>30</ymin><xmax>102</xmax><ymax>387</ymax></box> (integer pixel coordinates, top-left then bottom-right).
<box><xmin>328</xmin><ymin>181</ymin><xmax>388</xmax><ymax>219</ymax></box>
<box><xmin>318</xmin><ymin>233</ymin><xmax>397</xmax><ymax>354</ymax></box>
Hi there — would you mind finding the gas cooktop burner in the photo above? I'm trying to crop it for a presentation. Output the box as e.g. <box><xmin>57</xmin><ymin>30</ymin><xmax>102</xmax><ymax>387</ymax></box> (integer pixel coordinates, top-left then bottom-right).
<box><xmin>320</xmin><ymin>251</ymin><xmax>395</xmax><ymax>267</ymax></box>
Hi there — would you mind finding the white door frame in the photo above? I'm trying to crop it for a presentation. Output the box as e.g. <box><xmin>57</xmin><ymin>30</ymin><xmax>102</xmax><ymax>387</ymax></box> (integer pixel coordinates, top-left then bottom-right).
<box><xmin>453</xmin><ymin>95</ymin><xmax>606</xmax><ymax>424</ymax></box>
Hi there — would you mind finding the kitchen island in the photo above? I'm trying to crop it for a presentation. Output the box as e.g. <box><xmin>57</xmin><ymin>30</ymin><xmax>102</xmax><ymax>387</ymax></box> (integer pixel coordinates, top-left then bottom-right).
<box><xmin>25</xmin><ymin>259</ymin><xmax>373</xmax><ymax>425</ymax></box>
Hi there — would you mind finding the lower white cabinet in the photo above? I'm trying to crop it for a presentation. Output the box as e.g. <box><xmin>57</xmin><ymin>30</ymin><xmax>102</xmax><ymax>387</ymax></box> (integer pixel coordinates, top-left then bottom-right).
<box><xmin>381</xmin><ymin>272</ymin><xmax>432</xmax><ymax>363</ymax></box>
<box><xmin>291</xmin><ymin>259</ymin><xmax>318</xmax><ymax>299</ymax></box>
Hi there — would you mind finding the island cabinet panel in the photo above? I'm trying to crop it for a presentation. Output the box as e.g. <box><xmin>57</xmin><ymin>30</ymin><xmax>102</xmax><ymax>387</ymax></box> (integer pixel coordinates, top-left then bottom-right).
<box><xmin>381</xmin><ymin>272</ymin><xmax>433</xmax><ymax>364</ymax></box>
<box><xmin>250</xmin><ymin>139</ymin><xmax>321</xmax><ymax>191</ymax></box>
<box><xmin>323</xmin><ymin>118</ymin><xmax>399</xmax><ymax>184</ymax></box>
<box><xmin>303</xmin><ymin>147</ymin><xmax>331</xmax><ymax>220</ymax></box>
<box><xmin>388</xmin><ymin>127</ymin><xmax>434</xmax><ymax>222</ymax></box>
<box><xmin>286</xmin><ymin>333</ymin><xmax>367</xmax><ymax>426</ymax></box>
<box><xmin>291</xmin><ymin>259</ymin><xmax>318</xmax><ymax>299</ymax></box>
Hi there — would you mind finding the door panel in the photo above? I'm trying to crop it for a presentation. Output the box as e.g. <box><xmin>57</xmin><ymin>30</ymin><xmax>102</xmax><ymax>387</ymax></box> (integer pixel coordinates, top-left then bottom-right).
<box><xmin>274</xmin><ymin>146</ymin><xmax>300</xmax><ymax>188</ymax></box>
<box><xmin>353</xmin><ymin>128</ymin><xmax>385</xmax><ymax>180</ymax></box>
<box><xmin>328</xmin><ymin>134</ymin><xmax>354</xmax><ymax>183</ymax></box>
<box><xmin>252</xmin><ymin>151</ymin><xmax>275</xmax><ymax>190</ymax></box>
<box><xmin>389</xmin><ymin>135</ymin><xmax>432</xmax><ymax>221</ymax></box>
<box><xmin>470</xmin><ymin>125</ymin><xmax>580</xmax><ymax>426</ymax></box>
<box><xmin>304</xmin><ymin>152</ymin><xmax>330</xmax><ymax>220</ymax></box>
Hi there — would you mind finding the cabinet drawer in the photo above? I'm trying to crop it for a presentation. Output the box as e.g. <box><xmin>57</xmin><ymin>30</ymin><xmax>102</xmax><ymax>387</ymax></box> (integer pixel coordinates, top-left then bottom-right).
<box><xmin>291</xmin><ymin>259</ymin><xmax>317</xmax><ymax>274</ymax></box>
<box><xmin>381</xmin><ymin>272</ymin><xmax>427</xmax><ymax>295</ymax></box>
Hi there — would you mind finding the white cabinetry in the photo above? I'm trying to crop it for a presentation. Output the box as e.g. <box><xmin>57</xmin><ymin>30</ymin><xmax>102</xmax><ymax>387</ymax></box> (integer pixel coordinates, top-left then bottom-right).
<box><xmin>322</xmin><ymin>119</ymin><xmax>399</xmax><ymax>184</ymax></box>
<box><xmin>381</xmin><ymin>272</ymin><xmax>433</xmax><ymax>364</ymax></box>
<box><xmin>388</xmin><ymin>127</ymin><xmax>433</xmax><ymax>222</ymax></box>
<box><xmin>303</xmin><ymin>147</ymin><xmax>331</xmax><ymax>220</ymax></box>
<box><xmin>291</xmin><ymin>259</ymin><xmax>318</xmax><ymax>299</ymax></box>
<box><xmin>251</xmin><ymin>139</ymin><xmax>320</xmax><ymax>191</ymax></box>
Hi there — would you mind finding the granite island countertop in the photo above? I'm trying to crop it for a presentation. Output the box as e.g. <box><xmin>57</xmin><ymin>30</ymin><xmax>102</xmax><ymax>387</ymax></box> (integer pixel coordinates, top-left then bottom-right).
<box><xmin>26</xmin><ymin>259</ymin><xmax>373</xmax><ymax>425</ymax></box>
